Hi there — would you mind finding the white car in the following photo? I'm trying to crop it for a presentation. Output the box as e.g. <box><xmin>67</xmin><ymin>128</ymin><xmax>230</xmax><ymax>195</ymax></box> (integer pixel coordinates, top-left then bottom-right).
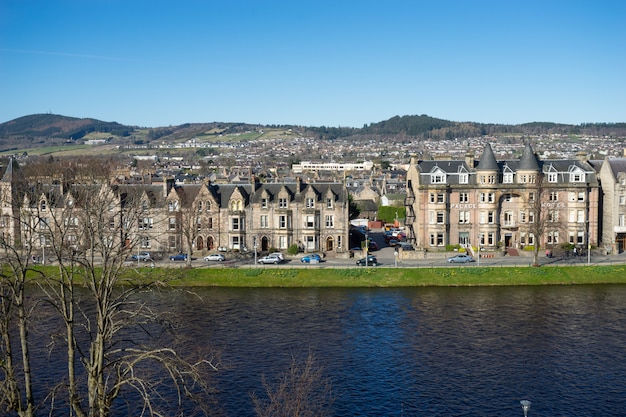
<box><xmin>267</xmin><ymin>252</ymin><xmax>284</xmax><ymax>261</ymax></box>
<box><xmin>204</xmin><ymin>253</ymin><xmax>225</xmax><ymax>262</ymax></box>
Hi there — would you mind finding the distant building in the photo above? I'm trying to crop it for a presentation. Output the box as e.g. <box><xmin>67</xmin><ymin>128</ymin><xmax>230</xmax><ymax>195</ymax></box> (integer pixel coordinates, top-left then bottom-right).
<box><xmin>292</xmin><ymin>161</ymin><xmax>374</xmax><ymax>173</ymax></box>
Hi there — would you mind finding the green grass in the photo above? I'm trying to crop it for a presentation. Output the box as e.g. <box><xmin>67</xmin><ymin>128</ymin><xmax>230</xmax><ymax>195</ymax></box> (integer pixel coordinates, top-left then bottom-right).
<box><xmin>22</xmin><ymin>264</ymin><xmax>626</xmax><ymax>287</ymax></box>
<box><xmin>164</xmin><ymin>264</ymin><xmax>626</xmax><ymax>287</ymax></box>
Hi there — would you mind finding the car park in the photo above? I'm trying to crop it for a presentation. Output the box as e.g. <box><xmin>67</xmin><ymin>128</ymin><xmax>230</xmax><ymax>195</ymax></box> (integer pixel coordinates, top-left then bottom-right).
<box><xmin>301</xmin><ymin>254</ymin><xmax>322</xmax><ymax>263</ymax></box>
<box><xmin>356</xmin><ymin>255</ymin><xmax>378</xmax><ymax>266</ymax></box>
<box><xmin>131</xmin><ymin>252</ymin><xmax>152</xmax><ymax>262</ymax></box>
<box><xmin>258</xmin><ymin>255</ymin><xmax>281</xmax><ymax>264</ymax></box>
<box><xmin>204</xmin><ymin>253</ymin><xmax>225</xmax><ymax>262</ymax></box>
<box><xmin>169</xmin><ymin>253</ymin><xmax>188</xmax><ymax>262</ymax></box>
<box><xmin>447</xmin><ymin>254</ymin><xmax>474</xmax><ymax>263</ymax></box>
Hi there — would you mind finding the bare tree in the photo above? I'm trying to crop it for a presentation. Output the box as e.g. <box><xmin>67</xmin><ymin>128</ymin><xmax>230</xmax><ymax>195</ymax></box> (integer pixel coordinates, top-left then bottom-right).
<box><xmin>1</xmin><ymin>159</ymin><xmax>220</xmax><ymax>416</ymax></box>
<box><xmin>252</xmin><ymin>351</ymin><xmax>333</xmax><ymax>417</ymax></box>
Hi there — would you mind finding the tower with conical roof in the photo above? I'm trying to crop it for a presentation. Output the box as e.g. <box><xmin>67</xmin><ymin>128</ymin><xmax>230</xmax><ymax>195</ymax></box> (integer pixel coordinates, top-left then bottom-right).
<box><xmin>516</xmin><ymin>142</ymin><xmax>541</xmax><ymax>185</ymax></box>
<box><xmin>476</xmin><ymin>143</ymin><xmax>499</xmax><ymax>186</ymax></box>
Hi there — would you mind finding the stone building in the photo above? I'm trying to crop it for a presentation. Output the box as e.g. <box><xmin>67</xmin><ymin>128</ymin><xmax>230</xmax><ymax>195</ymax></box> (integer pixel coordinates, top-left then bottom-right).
<box><xmin>0</xmin><ymin>159</ymin><xmax>350</xmax><ymax>258</ymax></box>
<box><xmin>598</xmin><ymin>157</ymin><xmax>626</xmax><ymax>253</ymax></box>
<box><xmin>405</xmin><ymin>143</ymin><xmax>600</xmax><ymax>255</ymax></box>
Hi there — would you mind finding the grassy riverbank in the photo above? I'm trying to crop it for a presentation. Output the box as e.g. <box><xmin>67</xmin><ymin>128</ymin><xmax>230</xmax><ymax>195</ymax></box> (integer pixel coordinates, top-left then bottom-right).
<box><xmin>164</xmin><ymin>264</ymin><xmax>626</xmax><ymax>287</ymax></box>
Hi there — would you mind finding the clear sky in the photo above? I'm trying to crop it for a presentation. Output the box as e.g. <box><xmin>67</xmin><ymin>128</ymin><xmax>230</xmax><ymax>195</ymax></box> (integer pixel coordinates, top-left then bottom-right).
<box><xmin>1</xmin><ymin>1</ymin><xmax>625</xmax><ymax>128</ymax></box>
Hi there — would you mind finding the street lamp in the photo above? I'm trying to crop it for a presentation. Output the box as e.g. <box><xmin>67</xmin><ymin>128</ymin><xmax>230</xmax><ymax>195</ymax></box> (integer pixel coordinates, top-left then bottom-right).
<box><xmin>520</xmin><ymin>400</ymin><xmax>531</xmax><ymax>417</ymax></box>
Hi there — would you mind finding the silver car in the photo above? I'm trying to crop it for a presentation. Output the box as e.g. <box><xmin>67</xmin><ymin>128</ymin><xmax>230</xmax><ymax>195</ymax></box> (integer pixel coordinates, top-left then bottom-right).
<box><xmin>447</xmin><ymin>254</ymin><xmax>475</xmax><ymax>263</ymax></box>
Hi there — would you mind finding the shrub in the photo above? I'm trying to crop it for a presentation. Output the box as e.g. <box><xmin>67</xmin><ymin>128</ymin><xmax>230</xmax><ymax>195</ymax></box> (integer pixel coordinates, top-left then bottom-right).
<box><xmin>288</xmin><ymin>244</ymin><xmax>299</xmax><ymax>255</ymax></box>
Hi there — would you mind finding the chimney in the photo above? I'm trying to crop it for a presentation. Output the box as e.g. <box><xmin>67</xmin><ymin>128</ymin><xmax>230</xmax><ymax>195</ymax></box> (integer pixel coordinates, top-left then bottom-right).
<box><xmin>296</xmin><ymin>176</ymin><xmax>303</xmax><ymax>193</ymax></box>
<box><xmin>576</xmin><ymin>151</ymin><xmax>588</xmax><ymax>162</ymax></box>
<box><xmin>465</xmin><ymin>152</ymin><xmax>475</xmax><ymax>168</ymax></box>
<box><xmin>163</xmin><ymin>177</ymin><xmax>175</xmax><ymax>197</ymax></box>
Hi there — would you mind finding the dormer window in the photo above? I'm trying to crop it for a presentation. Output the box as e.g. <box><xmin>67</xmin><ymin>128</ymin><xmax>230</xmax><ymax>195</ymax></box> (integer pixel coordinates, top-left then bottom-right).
<box><xmin>569</xmin><ymin>166</ymin><xmax>585</xmax><ymax>183</ymax></box>
<box><xmin>326</xmin><ymin>198</ymin><xmax>333</xmax><ymax>209</ymax></box>
<box><xmin>503</xmin><ymin>166</ymin><xmax>514</xmax><ymax>184</ymax></box>
<box><xmin>40</xmin><ymin>200</ymin><xmax>46</xmax><ymax>211</ymax></box>
<box><xmin>168</xmin><ymin>200</ymin><xmax>179</xmax><ymax>212</ymax></box>
<box><xmin>431</xmin><ymin>168</ymin><xmax>446</xmax><ymax>184</ymax></box>
<box><xmin>306</xmin><ymin>198</ymin><xmax>315</xmax><ymax>208</ymax></box>
<box><xmin>279</xmin><ymin>198</ymin><xmax>288</xmax><ymax>208</ymax></box>
<box><xmin>197</xmin><ymin>201</ymin><xmax>203</xmax><ymax>212</ymax></box>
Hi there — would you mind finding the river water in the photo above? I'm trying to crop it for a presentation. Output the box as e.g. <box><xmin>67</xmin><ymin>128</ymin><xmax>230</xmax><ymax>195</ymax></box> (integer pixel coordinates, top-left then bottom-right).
<box><xmin>31</xmin><ymin>285</ymin><xmax>626</xmax><ymax>416</ymax></box>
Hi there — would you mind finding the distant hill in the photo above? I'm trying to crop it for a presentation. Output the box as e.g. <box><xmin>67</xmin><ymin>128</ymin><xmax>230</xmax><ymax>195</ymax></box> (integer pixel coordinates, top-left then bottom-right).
<box><xmin>1</xmin><ymin>113</ymin><xmax>625</xmax><ymax>152</ymax></box>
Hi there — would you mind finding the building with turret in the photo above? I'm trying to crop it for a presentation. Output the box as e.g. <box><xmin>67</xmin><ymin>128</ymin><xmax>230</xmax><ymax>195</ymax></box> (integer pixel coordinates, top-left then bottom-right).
<box><xmin>405</xmin><ymin>143</ymin><xmax>600</xmax><ymax>255</ymax></box>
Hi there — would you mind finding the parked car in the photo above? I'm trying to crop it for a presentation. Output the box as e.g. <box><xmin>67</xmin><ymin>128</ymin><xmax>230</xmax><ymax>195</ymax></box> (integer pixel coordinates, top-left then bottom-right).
<box><xmin>258</xmin><ymin>255</ymin><xmax>281</xmax><ymax>264</ymax></box>
<box><xmin>301</xmin><ymin>254</ymin><xmax>322</xmax><ymax>263</ymax></box>
<box><xmin>204</xmin><ymin>253</ymin><xmax>225</xmax><ymax>262</ymax></box>
<box><xmin>447</xmin><ymin>254</ymin><xmax>474</xmax><ymax>263</ymax></box>
<box><xmin>356</xmin><ymin>255</ymin><xmax>378</xmax><ymax>266</ymax></box>
<box><xmin>398</xmin><ymin>242</ymin><xmax>414</xmax><ymax>251</ymax></box>
<box><xmin>268</xmin><ymin>252</ymin><xmax>284</xmax><ymax>261</ymax></box>
<box><xmin>170</xmin><ymin>253</ymin><xmax>188</xmax><ymax>262</ymax></box>
<box><xmin>131</xmin><ymin>252</ymin><xmax>152</xmax><ymax>262</ymax></box>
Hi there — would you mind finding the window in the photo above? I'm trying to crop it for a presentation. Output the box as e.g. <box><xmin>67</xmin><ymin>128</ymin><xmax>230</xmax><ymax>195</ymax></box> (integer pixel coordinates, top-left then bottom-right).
<box><xmin>620</xmin><ymin>195</ymin><xmax>625</xmax><ymax>206</ymax></box>
<box><xmin>325</xmin><ymin>215</ymin><xmax>334</xmax><ymax>228</ymax></box>
<box><xmin>196</xmin><ymin>217</ymin><xmax>202</xmax><ymax>231</ymax></box>
<box><xmin>577</xmin><ymin>210</ymin><xmax>585</xmax><ymax>223</ymax></box>
<box><xmin>547</xmin><ymin>172</ymin><xmax>558</xmax><ymax>183</ymax></box>
<box><xmin>549</xmin><ymin>192</ymin><xmax>558</xmax><ymax>201</ymax></box>
<box><xmin>168</xmin><ymin>201</ymin><xmax>178</xmax><ymax>211</ymax></box>
<box><xmin>169</xmin><ymin>217</ymin><xmax>176</xmax><ymax>230</ymax></box>
<box><xmin>504</xmin><ymin>211</ymin><xmax>513</xmax><ymax>226</ymax></box>
<box><xmin>569</xmin><ymin>210</ymin><xmax>576</xmax><ymax>223</ymax></box>
<box><xmin>503</xmin><ymin>172</ymin><xmax>513</xmax><ymax>184</ymax></box>
<box><xmin>138</xmin><ymin>217</ymin><xmax>153</xmax><ymax>230</ymax></box>
<box><xmin>232</xmin><ymin>218</ymin><xmax>240</xmax><ymax>231</ymax></box>
<box><xmin>437</xmin><ymin>193</ymin><xmax>445</xmax><ymax>203</ymax></box>
<box><xmin>569</xmin><ymin>167</ymin><xmax>586</xmax><ymax>183</ymax></box>
<box><xmin>431</xmin><ymin>171</ymin><xmax>446</xmax><ymax>184</ymax></box>
<box><xmin>503</xmin><ymin>193</ymin><xmax>512</xmax><ymax>202</ymax></box>
<box><xmin>279</xmin><ymin>198</ymin><xmax>288</xmax><ymax>208</ymax></box>
<box><xmin>306</xmin><ymin>236</ymin><xmax>315</xmax><ymax>251</ymax></box>
<box><xmin>208</xmin><ymin>217</ymin><xmax>213</xmax><ymax>229</ymax></box>
<box><xmin>141</xmin><ymin>236</ymin><xmax>150</xmax><ymax>248</ymax></box>
<box><xmin>305</xmin><ymin>215</ymin><xmax>315</xmax><ymax>228</ymax></box>
<box><xmin>528</xmin><ymin>212</ymin><xmax>535</xmax><ymax>223</ymax></box>
<box><xmin>528</xmin><ymin>192</ymin><xmax>535</xmax><ymax>202</ymax></box>
<box><xmin>430</xmin><ymin>233</ymin><xmax>444</xmax><ymax>246</ymax></box>
<box><xmin>480</xmin><ymin>193</ymin><xmax>495</xmax><ymax>203</ymax></box>
<box><xmin>459</xmin><ymin>173</ymin><xmax>468</xmax><ymax>184</ymax></box>
<box><xmin>578</xmin><ymin>192</ymin><xmax>585</xmax><ymax>202</ymax></box>
<box><xmin>262</xmin><ymin>198</ymin><xmax>268</xmax><ymax>208</ymax></box>
<box><xmin>337</xmin><ymin>235</ymin><xmax>342</xmax><ymax>248</ymax></box>
<box><xmin>488</xmin><ymin>232</ymin><xmax>495</xmax><ymax>246</ymax></box>
<box><xmin>488</xmin><ymin>211</ymin><xmax>494</xmax><ymax>224</ymax></box>
<box><xmin>459</xmin><ymin>211</ymin><xmax>470</xmax><ymax>224</ymax></box>
<box><xmin>577</xmin><ymin>231</ymin><xmax>584</xmax><ymax>244</ymax></box>
<box><xmin>519</xmin><ymin>211</ymin><xmax>526</xmax><ymax>223</ymax></box>
<box><xmin>206</xmin><ymin>201</ymin><xmax>211</xmax><ymax>211</ymax></box>
<box><xmin>306</xmin><ymin>198</ymin><xmax>314</xmax><ymax>208</ymax></box>
<box><xmin>459</xmin><ymin>192</ymin><xmax>469</xmax><ymax>203</ymax></box>
<box><xmin>430</xmin><ymin>193</ymin><xmax>436</xmax><ymax>203</ymax></box>
<box><xmin>142</xmin><ymin>200</ymin><xmax>149</xmax><ymax>211</ymax></box>
<box><xmin>326</xmin><ymin>198</ymin><xmax>333</xmax><ymax>209</ymax></box>
<box><xmin>279</xmin><ymin>236</ymin><xmax>288</xmax><ymax>249</ymax></box>
<box><xmin>232</xmin><ymin>236</ymin><xmax>240</xmax><ymax>250</ymax></box>
<box><xmin>549</xmin><ymin>210</ymin><xmax>559</xmax><ymax>222</ymax></box>
<box><xmin>479</xmin><ymin>212</ymin><xmax>486</xmax><ymax>224</ymax></box>
<box><xmin>436</xmin><ymin>212</ymin><xmax>445</xmax><ymax>224</ymax></box>
<box><xmin>279</xmin><ymin>215</ymin><xmax>287</xmax><ymax>228</ymax></box>
<box><xmin>548</xmin><ymin>231</ymin><xmax>559</xmax><ymax>244</ymax></box>
<box><xmin>40</xmin><ymin>200</ymin><xmax>46</xmax><ymax>211</ymax></box>
<box><xmin>260</xmin><ymin>215</ymin><xmax>268</xmax><ymax>228</ymax></box>
<box><xmin>619</xmin><ymin>214</ymin><xmax>625</xmax><ymax>227</ymax></box>
<box><xmin>197</xmin><ymin>201</ymin><xmax>203</xmax><ymax>212</ymax></box>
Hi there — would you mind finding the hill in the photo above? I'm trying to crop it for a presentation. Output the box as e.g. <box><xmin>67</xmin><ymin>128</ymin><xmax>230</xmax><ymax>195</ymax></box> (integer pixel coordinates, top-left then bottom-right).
<box><xmin>1</xmin><ymin>113</ymin><xmax>625</xmax><ymax>153</ymax></box>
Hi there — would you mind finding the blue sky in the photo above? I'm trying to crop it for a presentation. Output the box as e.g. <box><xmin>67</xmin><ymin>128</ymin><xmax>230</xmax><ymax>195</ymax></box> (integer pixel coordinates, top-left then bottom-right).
<box><xmin>1</xmin><ymin>1</ymin><xmax>625</xmax><ymax>127</ymax></box>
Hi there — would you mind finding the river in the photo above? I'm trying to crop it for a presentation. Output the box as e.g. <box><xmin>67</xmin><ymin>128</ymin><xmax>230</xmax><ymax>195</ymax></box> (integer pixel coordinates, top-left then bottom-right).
<box><xmin>30</xmin><ymin>285</ymin><xmax>626</xmax><ymax>416</ymax></box>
